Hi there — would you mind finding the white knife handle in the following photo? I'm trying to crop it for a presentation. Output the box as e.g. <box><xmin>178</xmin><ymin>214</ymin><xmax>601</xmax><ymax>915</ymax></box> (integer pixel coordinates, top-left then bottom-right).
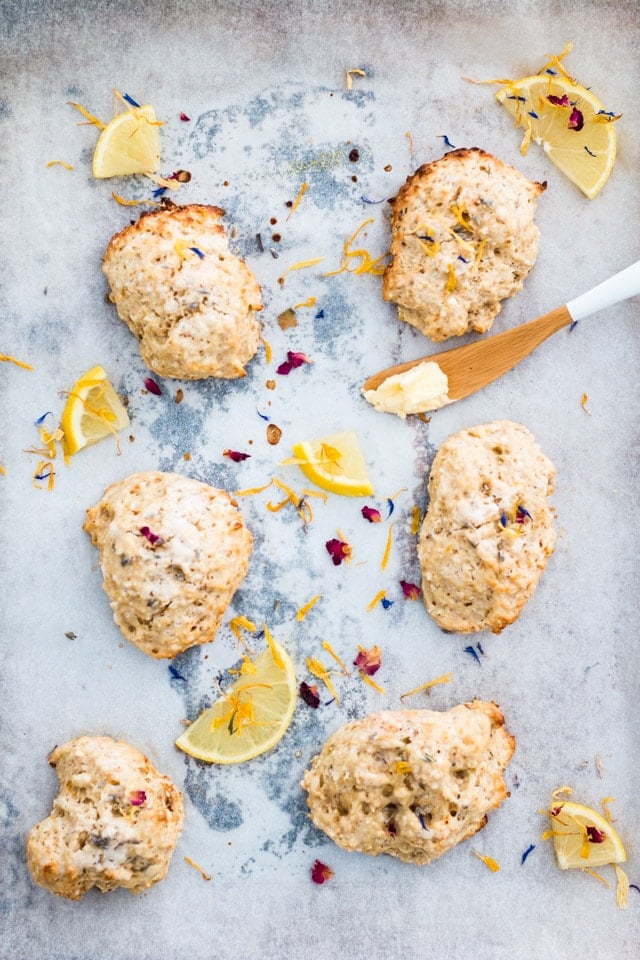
<box><xmin>566</xmin><ymin>260</ymin><xmax>640</xmax><ymax>323</ymax></box>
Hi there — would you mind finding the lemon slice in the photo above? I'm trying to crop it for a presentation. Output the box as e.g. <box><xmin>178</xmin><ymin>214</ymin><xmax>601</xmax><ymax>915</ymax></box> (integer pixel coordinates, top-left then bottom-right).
<box><xmin>61</xmin><ymin>365</ymin><xmax>130</xmax><ymax>456</ymax></box>
<box><xmin>550</xmin><ymin>800</ymin><xmax>627</xmax><ymax>869</ymax></box>
<box><xmin>290</xmin><ymin>430</ymin><xmax>374</xmax><ymax>497</ymax></box>
<box><xmin>175</xmin><ymin>639</ymin><xmax>296</xmax><ymax>764</ymax></box>
<box><xmin>496</xmin><ymin>75</ymin><xmax>617</xmax><ymax>198</ymax></box>
<box><xmin>92</xmin><ymin>105</ymin><xmax>161</xmax><ymax>179</ymax></box>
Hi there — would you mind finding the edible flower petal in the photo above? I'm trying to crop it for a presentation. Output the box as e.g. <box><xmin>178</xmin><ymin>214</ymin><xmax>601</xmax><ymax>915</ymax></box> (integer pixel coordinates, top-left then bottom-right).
<box><xmin>183</xmin><ymin>856</ymin><xmax>211</xmax><ymax>880</ymax></box>
<box><xmin>276</xmin><ymin>350</ymin><xmax>313</xmax><ymax>375</ymax></box>
<box><xmin>547</xmin><ymin>94</ymin><xmax>570</xmax><ymax>106</ymax></box>
<box><xmin>326</xmin><ymin>537</ymin><xmax>351</xmax><ymax>566</ymax></box>
<box><xmin>299</xmin><ymin>681</ymin><xmax>321</xmax><ymax>708</ymax></box>
<box><xmin>140</xmin><ymin>526</ymin><xmax>163</xmax><ymax>546</ymax></box>
<box><xmin>223</xmin><ymin>449</ymin><xmax>251</xmax><ymax>462</ymax></box>
<box><xmin>473</xmin><ymin>852</ymin><xmax>500</xmax><ymax>872</ymax></box>
<box><xmin>568</xmin><ymin>107</ymin><xmax>584</xmax><ymax>131</ymax></box>
<box><xmin>129</xmin><ymin>790</ymin><xmax>147</xmax><ymax>806</ymax></box>
<box><xmin>353</xmin><ymin>645</ymin><xmax>381</xmax><ymax>676</ymax></box>
<box><xmin>400</xmin><ymin>580</ymin><xmax>421</xmax><ymax>600</ymax></box>
<box><xmin>180</xmin><ymin>112</ymin><xmax>191</xmax><ymax>121</ymax></box>
<box><xmin>311</xmin><ymin>859</ymin><xmax>334</xmax><ymax>884</ymax></box>
<box><xmin>144</xmin><ymin>377</ymin><xmax>162</xmax><ymax>395</ymax></box>
<box><xmin>521</xmin><ymin>844</ymin><xmax>536</xmax><ymax>864</ymax></box>
<box><xmin>361</xmin><ymin>505</ymin><xmax>382</xmax><ymax>523</ymax></box>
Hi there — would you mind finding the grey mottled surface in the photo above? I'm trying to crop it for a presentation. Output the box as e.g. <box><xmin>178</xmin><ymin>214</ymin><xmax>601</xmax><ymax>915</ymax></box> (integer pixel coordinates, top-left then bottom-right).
<box><xmin>1</xmin><ymin>1</ymin><xmax>639</xmax><ymax>958</ymax></box>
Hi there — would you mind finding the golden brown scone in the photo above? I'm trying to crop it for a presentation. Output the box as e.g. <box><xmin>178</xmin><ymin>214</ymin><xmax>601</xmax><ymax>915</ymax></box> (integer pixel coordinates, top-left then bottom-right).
<box><xmin>103</xmin><ymin>203</ymin><xmax>263</xmax><ymax>379</ymax></box>
<box><xmin>418</xmin><ymin>420</ymin><xmax>556</xmax><ymax>634</ymax></box>
<box><xmin>383</xmin><ymin>148</ymin><xmax>545</xmax><ymax>340</ymax></box>
<box><xmin>302</xmin><ymin>701</ymin><xmax>514</xmax><ymax>865</ymax></box>
<box><xmin>84</xmin><ymin>471</ymin><xmax>252</xmax><ymax>658</ymax></box>
<box><xmin>26</xmin><ymin>736</ymin><xmax>184</xmax><ymax>900</ymax></box>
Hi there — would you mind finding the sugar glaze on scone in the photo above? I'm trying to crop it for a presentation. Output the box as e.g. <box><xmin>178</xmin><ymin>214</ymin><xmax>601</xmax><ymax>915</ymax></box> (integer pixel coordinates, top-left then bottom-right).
<box><xmin>302</xmin><ymin>701</ymin><xmax>514</xmax><ymax>865</ymax></box>
<box><xmin>383</xmin><ymin>148</ymin><xmax>546</xmax><ymax>341</ymax></box>
<box><xmin>103</xmin><ymin>203</ymin><xmax>263</xmax><ymax>379</ymax></box>
<box><xmin>84</xmin><ymin>471</ymin><xmax>252</xmax><ymax>658</ymax></box>
<box><xmin>26</xmin><ymin>736</ymin><xmax>184</xmax><ymax>900</ymax></box>
<box><xmin>418</xmin><ymin>420</ymin><xmax>556</xmax><ymax>634</ymax></box>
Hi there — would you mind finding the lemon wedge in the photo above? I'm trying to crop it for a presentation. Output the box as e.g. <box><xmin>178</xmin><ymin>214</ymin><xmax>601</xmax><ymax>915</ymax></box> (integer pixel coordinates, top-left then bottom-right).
<box><xmin>550</xmin><ymin>800</ymin><xmax>627</xmax><ymax>869</ymax></box>
<box><xmin>290</xmin><ymin>430</ymin><xmax>374</xmax><ymax>497</ymax></box>
<box><xmin>92</xmin><ymin>105</ymin><xmax>161</xmax><ymax>179</ymax></box>
<box><xmin>61</xmin><ymin>365</ymin><xmax>130</xmax><ymax>456</ymax></box>
<box><xmin>496</xmin><ymin>75</ymin><xmax>617</xmax><ymax>199</ymax></box>
<box><xmin>175</xmin><ymin>639</ymin><xmax>296</xmax><ymax>764</ymax></box>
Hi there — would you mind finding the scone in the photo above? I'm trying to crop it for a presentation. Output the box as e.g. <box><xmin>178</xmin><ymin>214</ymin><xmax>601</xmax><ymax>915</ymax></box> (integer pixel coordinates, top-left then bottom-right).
<box><xmin>84</xmin><ymin>471</ymin><xmax>252</xmax><ymax>658</ymax></box>
<box><xmin>26</xmin><ymin>736</ymin><xmax>184</xmax><ymax>900</ymax></box>
<box><xmin>383</xmin><ymin>148</ymin><xmax>546</xmax><ymax>340</ymax></box>
<box><xmin>418</xmin><ymin>420</ymin><xmax>556</xmax><ymax>634</ymax></box>
<box><xmin>302</xmin><ymin>701</ymin><xmax>514</xmax><ymax>865</ymax></box>
<box><xmin>103</xmin><ymin>203</ymin><xmax>263</xmax><ymax>379</ymax></box>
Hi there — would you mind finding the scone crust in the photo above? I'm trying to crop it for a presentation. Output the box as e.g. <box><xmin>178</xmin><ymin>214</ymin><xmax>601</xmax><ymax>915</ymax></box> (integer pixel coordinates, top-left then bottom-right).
<box><xmin>103</xmin><ymin>203</ymin><xmax>263</xmax><ymax>379</ymax></box>
<box><xmin>383</xmin><ymin>148</ymin><xmax>546</xmax><ymax>340</ymax></box>
<box><xmin>302</xmin><ymin>701</ymin><xmax>514</xmax><ymax>865</ymax></box>
<box><xmin>26</xmin><ymin>736</ymin><xmax>184</xmax><ymax>900</ymax></box>
<box><xmin>84</xmin><ymin>470</ymin><xmax>252</xmax><ymax>658</ymax></box>
<box><xmin>418</xmin><ymin>420</ymin><xmax>556</xmax><ymax>634</ymax></box>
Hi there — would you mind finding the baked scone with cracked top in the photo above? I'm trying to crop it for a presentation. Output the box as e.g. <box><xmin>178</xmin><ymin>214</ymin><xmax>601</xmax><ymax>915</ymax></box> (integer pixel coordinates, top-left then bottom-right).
<box><xmin>84</xmin><ymin>471</ymin><xmax>252</xmax><ymax>658</ymax></box>
<box><xmin>383</xmin><ymin>148</ymin><xmax>546</xmax><ymax>340</ymax></box>
<box><xmin>302</xmin><ymin>701</ymin><xmax>514</xmax><ymax>865</ymax></box>
<box><xmin>418</xmin><ymin>420</ymin><xmax>556</xmax><ymax>634</ymax></box>
<box><xmin>26</xmin><ymin>736</ymin><xmax>184</xmax><ymax>900</ymax></box>
<box><xmin>103</xmin><ymin>203</ymin><xmax>263</xmax><ymax>379</ymax></box>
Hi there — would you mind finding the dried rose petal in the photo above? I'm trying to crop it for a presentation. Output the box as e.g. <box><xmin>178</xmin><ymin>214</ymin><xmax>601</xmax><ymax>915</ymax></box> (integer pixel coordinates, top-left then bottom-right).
<box><xmin>326</xmin><ymin>538</ymin><xmax>351</xmax><ymax>566</ymax></box>
<box><xmin>547</xmin><ymin>94</ymin><xmax>570</xmax><ymax>106</ymax></box>
<box><xmin>276</xmin><ymin>351</ymin><xmax>312</xmax><ymax>375</ymax></box>
<box><xmin>179</xmin><ymin>112</ymin><xmax>191</xmax><ymax>121</ymax></box>
<box><xmin>353</xmin><ymin>645</ymin><xmax>382</xmax><ymax>676</ymax></box>
<box><xmin>129</xmin><ymin>790</ymin><xmax>147</xmax><ymax>807</ymax></box>
<box><xmin>568</xmin><ymin>107</ymin><xmax>584</xmax><ymax>131</ymax></box>
<box><xmin>361</xmin><ymin>505</ymin><xmax>382</xmax><ymax>523</ymax></box>
<box><xmin>144</xmin><ymin>377</ymin><xmax>162</xmax><ymax>396</ymax></box>
<box><xmin>516</xmin><ymin>505</ymin><xmax>533</xmax><ymax>524</ymax></box>
<box><xmin>400</xmin><ymin>580</ymin><xmax>421</xmax><ymax>600</ymax></box>
<box><xmin>311</xmin><ymin>859</ymin><xmax>334</xmax><ymax>884</ymax></box>
<box><xmin>140</xmin><ymin>526</ymin><xmax>163</xmax><ymax>546</ymax></box>
<box><xmin>299</xmin><ymin>681</ymin><xmax>321</xmax><ymax>708</ymax></box>
<box><xmin>223</xmin><ymin>449</ymin><xmax>251</xmax><ymax>462</ymax></box>
<box><xmin>586</xmin><ymin>825</ymin><xmax>607</xmax><ymax>843</ymax></box>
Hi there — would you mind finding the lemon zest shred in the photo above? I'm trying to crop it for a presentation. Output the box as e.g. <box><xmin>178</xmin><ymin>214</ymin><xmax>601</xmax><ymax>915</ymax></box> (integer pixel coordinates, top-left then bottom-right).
<box><xmin>473</xmin><ymin>239</ymin><xmax>487</xmax><ymax>270</ymax></box>
<box><xmin>601</xmin><ymin>797</ymin><xmax>616</xmax><ymax>822</ymax></box>
<box><xmin>400</xmin><ymin>672</ymin><xmax>453</xmax><ymax>701</ymax></box>
<box><xmin>592</xmin><ymin>113</ymin><xmax>622</xmax><ymax>124</ymax></box>
<box><xmin>445</xmin><ymin>264</ymin><xmax>457</xmax><ymax>293</ymax></box>
<box><xmin>539</xmin><ymin>829</ymin><xmax>555</xmax><ymax>841</ymax></box>
<box><xmin>321</xmin><ymin>641</ymin><xmax>349</xmax><ymax>674</ymax></box>
<box><xmin>228</xmin><ymin>653</ymin><xmax>258</xmax><ymax>676</ymax></box>
<box><xmin>520</xmin><ymin>118</ymin><xmax>533</xmax><ymax>156</ymax></box>
<box><xmin>211</xmin><ymin>683</ymin><xmax>275</xmax><ymax>734</ymax></box>
<box><xmin>184</xmin><ymin>856</ymin><xmax>212</xmax><ymax>881</ymax></box>
<box><xmin>346</xmin><ymin>67</ymin><xmax>366</xmax><ymax>90</ymax></box>
<box><xmin>473</xmin><ymin>852</ymin><xmax>500</xmax><ymax>872</ymax></box>
<box><xmin>322</xmin><ymin>218</ymin><xmax>387</xmax><ymax>277</ymax></box>
<box><xmin>415</xmin><ymin>236</ymin><xmax>440</xmax><ymax>257</ymax></box>
<box><xmin>306</xmin><ymin>657</ymin><xmax>340</xmax><ymax>703</ymax></box>
<box><xmin>0</xmin><ymin>465</ymin><xmax>5</xmax><ymax>476</ymax></box>
<box><xmin>0</xmin><ymin>353</ymin><xmax>34</xmax><ymax>371</ymax></box>
<box><xmin>263</xmin><ymin>624</ymin><xmax>285</xmax><ymax>670</ymax></box>
<box><xmin>260</xmin><ymin>335</ymin><xmax>272</xmax><ymax>364</ymax></box>
<box><xmin>293</xmin><ymin>296</ymin><xmax>317</xmax><ymax>309</ymax></box>
<box><xmin>228</xmin><ymin>615</ymin><xmax>257</xmax><ymax>646</ymax></box>
<box><xmin>450</xmin><ymin>204</ymin><xmax>473</xmax><ymax>232</ymax></box>
<box><xmin>410</xmin><ymin>505</ymin><xmax>422</xmax><ymax>535</ymax></box>
<box><xmin>366</xmin><ymin>589</ymin><xmax>387</xmax><ymax>612</ymax></box>
<box><xmin>278</xmin><ymin>257</ymin><xmax>324</xmax><ymax>285</ymax></box>
<box><xmin>551</xmin><ymin>786</ymin><xmax>573</xmax><ymax>801</ymax></box>
<box><xmin>46</xmin><ymin>160</ymin><xmax>74</xmax><ymax>170</ymax></box>
<box><xmin>405</xmin><ymin>130</ymin><xmax>415</xmax><ymax>162</ymax></box>
<box><xmin>381</xmin><ymin>522</ymin><xmax>394</xmax><ymax>571</ymax></box>
<box><xmin>296</xmin><ymin>595</ymin><xmax>321</xmax><ymax>621</ymax></box>
<box><xmin>359</xmin><ymin>671</ymin><xmax>386</xmax><ymax>694</ymax></box>
<box><xmin>463</xmin><ymin>75</ymin><xmax>515</xmax><ymax>86</ymax></box>
<box><xmin>32</xmin><ymin>460</ymin><xmax>55</xmax><ymax>492</ymax></box>
<box><xmin>234</xmin><ymin>479</ymin><xmax>274</xmax><ymax>497</ymax></box>
<box><xmin>581</xmin><ymin>867</ymin><xmax>611</xmax><ymax>889</ymax></box>
<box><xmin>394</xmin><ymin>761</ymin><xmax>412</xmax><ymax>775</ymax></box>
<box><xmin>614</xmin><ymin>864</ymin><xmax>630</xmax><ymax>910</ymax></box>
<box><xmin>286</xmin><ymin>181</ymin><xmax>308</xmax><ymax>219</ymax></box>
<box><xmin>112</xmin><ymin>192</ymin><xmax>158</xmax><ymax>207</ymax></box>
<box><xmin>68</xmin><ymin>100</ymin><xmax>106</xmax><ymax>128</ymax></box>
<box><xmin>145</xmin><ymin>173</ymin><xmax>182</xmax><ymax>190</ymax></box>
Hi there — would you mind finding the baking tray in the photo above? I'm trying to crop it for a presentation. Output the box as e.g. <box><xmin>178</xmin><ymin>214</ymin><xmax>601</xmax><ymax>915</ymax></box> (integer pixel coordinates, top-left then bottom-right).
<box><xmin>1</xmin><ymin>2</ymin><xmax>639</xmax><ymax>958</ymax></box>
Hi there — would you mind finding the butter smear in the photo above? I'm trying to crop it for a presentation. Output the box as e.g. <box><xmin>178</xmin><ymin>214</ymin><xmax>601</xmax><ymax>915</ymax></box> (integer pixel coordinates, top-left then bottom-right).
<box><xmin>363</xmin><ymin>361</ymin><xmax>449</xmax><ymax>418</ymax></box>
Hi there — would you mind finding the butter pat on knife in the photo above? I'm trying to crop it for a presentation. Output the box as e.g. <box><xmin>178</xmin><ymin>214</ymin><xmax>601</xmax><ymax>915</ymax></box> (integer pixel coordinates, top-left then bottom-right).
<box><xmin>362</xmin><ymin>361</ymin><xmax>450</xmax><ymax>418</ymax></box>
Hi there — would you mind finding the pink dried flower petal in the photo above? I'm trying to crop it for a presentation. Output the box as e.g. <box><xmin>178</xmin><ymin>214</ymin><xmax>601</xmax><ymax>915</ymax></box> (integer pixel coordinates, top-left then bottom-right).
<box><xmin>400</xmin><ymin>580</ymin><xmax>421</xmax><ymax>600</ymax></box>
<box><xmin>547</xmin><ymin>94</ymin><xmax>570</xmax><ymax>106</ymax></box>
<box><xmin>179</xmin><ymin>112</ymin><xmax>191</xmax><ymax>121</ymax></box>
<box><xmin>144</xmin><ymin>377</ymin><xmax>162</xmax><ymax>396</ymax></box>
<box><xmin>140</xmin><ymin>526</ymin><xmax>163</xmax><ymax>546</ymax></box>
<box><xmin>586</xmin><ymin>825</ymin><xmax>607</xmax><ymax>843</ymax></box>
<box><xmin>568</xmin><ymin>107</ymin><xmax>584</xmax><ymax>131</ymax></box>
<box><xmin>361</xmin><ymin>505</ymin><xmax>382</xmax><ymax>523</ymax></box>
<box><xmin>277</xmin><ymin>351</ymin><xmax>312</xmax><ymax>375</ymax></box>
<box><xmin>311</xmin><ymin>859</ymin><xmax>334</xmax><ymax>884</ymax></box>
<box><xmin>299</xmin><ymin>681</ymin><xmax>321</xmax><ymax>708</ymax></box>
<box><xmin>353</xmin><ymin>645</ymin><xmax>382</xmax><ymax>676</ymax></box>
<box><xmin>223</xmin><ymin>449</ymin><xmax>251</xmax><ymax>462</ymax></box>
<box><xmin>326</xmin><ymin>538</ymin><xmax>351</xmax><ymax>566</ymax></box>
<box><xmin>129</xmin><ymin>790</ymin><xmax>147</xmax><ymax>807</ymax></box>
